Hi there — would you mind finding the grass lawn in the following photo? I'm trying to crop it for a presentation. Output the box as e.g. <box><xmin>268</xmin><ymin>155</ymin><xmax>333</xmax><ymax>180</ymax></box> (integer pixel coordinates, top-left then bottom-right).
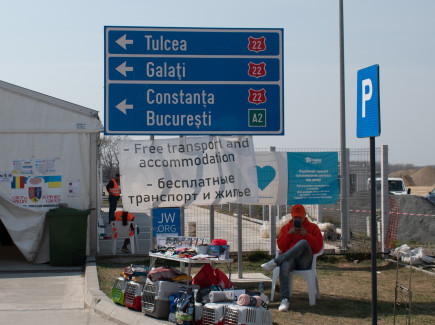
<box><xmin>97</xmin><ymin>255</ymin><xmax>435</xmax><ymax>325</ymax></box>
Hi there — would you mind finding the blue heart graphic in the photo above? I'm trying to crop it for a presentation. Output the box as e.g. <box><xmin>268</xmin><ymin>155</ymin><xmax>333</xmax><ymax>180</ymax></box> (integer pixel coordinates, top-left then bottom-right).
<box><xmin>256</xmin><ymin>165</ymin><xmax>276</xmax><ymax>191</ymax></box>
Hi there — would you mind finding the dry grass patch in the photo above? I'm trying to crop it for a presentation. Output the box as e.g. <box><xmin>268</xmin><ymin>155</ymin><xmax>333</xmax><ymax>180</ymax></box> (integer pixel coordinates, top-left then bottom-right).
<box><xmin>267</xmin><ymin>258</ymin><xmax>435</xmax><ymax>325</ymax></box>
<box><xmin>96</xmin><ymin>256</ymin><xmax>435</xmax><ymax>325</ymax></box>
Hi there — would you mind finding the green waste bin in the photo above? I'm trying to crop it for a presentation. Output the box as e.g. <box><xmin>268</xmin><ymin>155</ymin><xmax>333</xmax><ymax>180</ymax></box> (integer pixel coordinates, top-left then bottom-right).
<box><xmin>46</xmin><ymin>207</ymin><xmax>90</xmax><ymax>266</ymax></box>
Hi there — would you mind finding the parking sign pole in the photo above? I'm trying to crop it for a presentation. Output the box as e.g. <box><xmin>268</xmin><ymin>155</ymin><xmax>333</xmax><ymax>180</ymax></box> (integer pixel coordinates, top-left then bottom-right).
<box><xmin>370</xmin><ymin>136</ymin><xmax>378</xmax><ymax>324</ymax></box>
<box><xmin>357</xmin><ymin>64</ymin><xmax>380</xmax><ymax>325</ymax></box>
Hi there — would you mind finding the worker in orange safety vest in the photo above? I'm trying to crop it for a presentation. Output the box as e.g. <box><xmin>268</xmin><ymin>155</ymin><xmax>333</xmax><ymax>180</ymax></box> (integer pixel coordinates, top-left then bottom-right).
<box><xmin>106</xmin><ymin>174</ymin><xmax>120</xmax><ymax>223</ymax></box>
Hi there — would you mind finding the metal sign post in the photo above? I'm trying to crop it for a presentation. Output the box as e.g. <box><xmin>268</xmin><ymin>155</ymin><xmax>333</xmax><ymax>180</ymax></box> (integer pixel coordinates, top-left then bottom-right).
<box><xmin>369</xmin><ymin>136</ymin><xmax>377</xmax><ymax>324</ymax></box>
<box><xmin>357</xmin><ymin>64</ymin><xmax>380</xmax><ymax>325</ymax></box>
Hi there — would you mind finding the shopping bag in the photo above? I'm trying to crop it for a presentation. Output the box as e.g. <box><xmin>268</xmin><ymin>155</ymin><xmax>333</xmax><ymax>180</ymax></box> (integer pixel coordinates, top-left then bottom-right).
<box><xmin>192</xmin><ymin>263</ymin><xmax>216</xmax><ymax>288</ymax></box>
<box><xmin>214</xmin><ymin>267</ymin><xmax>232</xmax><ymax>289</ymax></box>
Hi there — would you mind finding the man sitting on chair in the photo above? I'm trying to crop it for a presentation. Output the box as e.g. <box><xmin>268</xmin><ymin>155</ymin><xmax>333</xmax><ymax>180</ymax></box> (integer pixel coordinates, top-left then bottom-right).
<box><xmin>261</xmin><ymin>204</ymin><xmax>323</xmax><ymax>312</ymax></box>
<box><xmin>114</xmin><ymin>210</ymin><xmax>135</xmax><ymax>253</ymax></box>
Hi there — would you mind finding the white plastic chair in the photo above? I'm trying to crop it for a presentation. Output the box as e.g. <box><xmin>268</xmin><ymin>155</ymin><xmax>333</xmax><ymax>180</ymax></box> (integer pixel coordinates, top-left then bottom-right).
<box><xmin>111</xmin><ymin>221</ymin><xmax>139</xmax><ymax>254</ymax></box>
<box><xmin>270</xmin><ymin>245</ymin><xmax>324</xmax><ymax>305</ymax></box>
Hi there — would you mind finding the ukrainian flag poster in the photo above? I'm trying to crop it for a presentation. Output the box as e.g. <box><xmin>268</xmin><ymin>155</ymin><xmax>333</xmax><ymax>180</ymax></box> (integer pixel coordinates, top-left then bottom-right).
<box><xmin>10</xmin><ymin>175</ymin><xmax>62</xmax><ymax>208</ymax></box>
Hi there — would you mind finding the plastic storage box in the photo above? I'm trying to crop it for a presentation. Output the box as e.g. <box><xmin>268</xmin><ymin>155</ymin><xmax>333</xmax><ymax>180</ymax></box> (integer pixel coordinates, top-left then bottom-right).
<box><xmin>142</xmin><ymin>281</ymin><xmax>199</xmax><ymax>319</ymax></box>
<box><xmin>202</xmin><ymin>302</ymin><xmax>230</xmax><ymax>325</ymax></box>
<box><xmin>124</xmin><ymin>281</ymin><xmax>144</xmax><ymax>311</ymax></box>
<box><xmin>110</xmin><ymin>277</ymin><xmax>128</xmax><ymax>305</ymax></box>
<box><xmin>142</xmin><ymin>281</ymin><xmax>183</xmax><ymax>319</ymax></box>
<box><xmin>223</xmin><ymin>304</ymin><xmax>272</xmax><ymax>325</ymax></box>
<box><xmin>194</xmin><ymin>302</ymin><xmax>203</xmax><ymax>325</ymax></box>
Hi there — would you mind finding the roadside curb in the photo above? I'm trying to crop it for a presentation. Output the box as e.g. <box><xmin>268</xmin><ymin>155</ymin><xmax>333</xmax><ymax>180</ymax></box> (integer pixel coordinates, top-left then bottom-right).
<box><xmin>84</xmin><ymin>258</ymin><xmax>107</xmax><ymax>309</ymax></box>
<box><xmin>84</xmin><ymin>256</ymin><xmax>170</xmax><ymax>325</ymax></box>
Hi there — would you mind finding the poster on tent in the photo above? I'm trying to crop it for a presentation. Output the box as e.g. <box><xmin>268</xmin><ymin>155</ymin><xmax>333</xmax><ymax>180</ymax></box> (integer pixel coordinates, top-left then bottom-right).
<box><xmin>9</xmin><ymin>175</ymin><xmax>63</xmax><ymax>208</ymax></box>
<box><xmin>287</xmin><ymin>152</ymin><xmax>339</xmax><ymax>205</ymax></box>
<box><xmin>254</xmin><ymin>151</ymin><xmax>288</xmax><ymax>205</ymax></box>
<box><xmin>118</xmin><ymin>136</ymin><xmax>259</xmax><ymax>211</ymax></box>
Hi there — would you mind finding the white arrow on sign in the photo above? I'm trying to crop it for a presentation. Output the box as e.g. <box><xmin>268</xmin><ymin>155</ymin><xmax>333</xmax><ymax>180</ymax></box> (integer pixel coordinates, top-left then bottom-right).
<box><xmin>116</xmin><ymin>99</ymin><xmax>133</xmax><ymax>114</ymax></box>
<box><xmin>116</xmin><ymin>34</ymin><xmax>133</xmax><ymax>50</ymax></box>
<box><xmin>116</xmin><ymin>61</ymin><xmax>133</xmax><ymax>77</ymax></box>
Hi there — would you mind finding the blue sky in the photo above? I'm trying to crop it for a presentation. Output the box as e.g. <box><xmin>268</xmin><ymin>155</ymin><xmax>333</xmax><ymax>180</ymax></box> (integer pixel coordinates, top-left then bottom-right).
<box><xmin>1</xmin><ymin>0</ymin><xmax>434</xmax><ymax>165</ymax></box>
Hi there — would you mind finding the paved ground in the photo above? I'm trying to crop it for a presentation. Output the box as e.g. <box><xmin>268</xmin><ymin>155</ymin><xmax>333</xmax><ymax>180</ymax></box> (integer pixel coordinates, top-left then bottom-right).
<box><xmin>0</xmin><ymin>269</ymin><xmax>119</xmax><ymax>325</ymax></box>
<box><xmin>0</xmin><ymin>245</ymin><xmax>272</xmax><ymax>325</ymax></box>
<box><xmin>0</xmin><ymin>248</ymin><xmax>170</xmax><ymax>325</ymax></box>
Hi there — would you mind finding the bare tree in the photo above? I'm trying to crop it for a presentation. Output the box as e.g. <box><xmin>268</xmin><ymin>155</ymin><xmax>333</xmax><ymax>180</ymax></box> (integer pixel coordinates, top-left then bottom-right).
<box><xmin>99</xmin><ymin>136</ymin><xmax>127</xmax><ymax>182</ymax></box>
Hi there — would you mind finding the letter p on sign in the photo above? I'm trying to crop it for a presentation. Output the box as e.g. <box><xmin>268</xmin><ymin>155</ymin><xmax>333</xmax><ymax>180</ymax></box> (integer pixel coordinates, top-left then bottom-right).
<box><xmin>362</xmin><ymin>79</ymin><xmax>372</xmax><ymax>118</ymax></box>
<box><xmin>357</xmin><ymin>65</ymin><xmax>380</xmax><ymax>138</ymax></box>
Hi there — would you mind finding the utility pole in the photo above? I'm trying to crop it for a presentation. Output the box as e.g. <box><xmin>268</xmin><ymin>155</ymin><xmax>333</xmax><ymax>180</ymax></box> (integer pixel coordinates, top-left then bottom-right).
<box><xmin>339</xmin><ymin>0</ymin><xmax>349</xmax><ymax>249</ymax></box>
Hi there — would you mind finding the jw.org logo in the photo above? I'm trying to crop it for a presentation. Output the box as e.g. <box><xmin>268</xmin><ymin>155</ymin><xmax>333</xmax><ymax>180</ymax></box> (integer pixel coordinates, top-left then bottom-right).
<box><xmin>305</xmin><ymin>157</ymin><xmax>322</xmax><ymax>164</ymax></box>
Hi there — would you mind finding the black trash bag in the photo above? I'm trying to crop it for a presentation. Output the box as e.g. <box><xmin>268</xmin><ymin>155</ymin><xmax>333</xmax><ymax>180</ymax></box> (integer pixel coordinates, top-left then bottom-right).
<box><xmin>175</xmin><ymin>288</ymin><xmax>195</xmax><ymax>325</ymax></box>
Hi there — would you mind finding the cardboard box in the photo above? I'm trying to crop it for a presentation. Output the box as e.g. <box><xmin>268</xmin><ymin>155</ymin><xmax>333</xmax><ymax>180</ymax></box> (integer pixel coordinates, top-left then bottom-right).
<box><xmin>208</xmin><ymin>245</ymin><xmax>220</xmax><ymax>257</ymax></box>
<box><xmin>208</xmin><ymin>245</ymin><xmax>230</xmax><ymax>259</ymax></box>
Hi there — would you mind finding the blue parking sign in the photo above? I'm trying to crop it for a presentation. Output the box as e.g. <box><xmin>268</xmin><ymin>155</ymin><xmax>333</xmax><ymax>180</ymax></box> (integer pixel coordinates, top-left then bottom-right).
<box><xmin>357</xmin><ymin>64</ymin><xmax>380</xmax><ymax>138</ymax></box>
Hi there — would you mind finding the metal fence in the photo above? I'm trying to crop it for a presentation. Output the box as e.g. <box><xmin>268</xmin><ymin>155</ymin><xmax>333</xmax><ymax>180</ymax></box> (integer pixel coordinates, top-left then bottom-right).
<box><xmin>99</xmin><ymin>146</ymin><xmax>392</xmax><ymax>256</ymax></box>
<box><xmin>180</xmin><ymin>146</ymin><xmax>384</xmax><ymax>254</ymax></box>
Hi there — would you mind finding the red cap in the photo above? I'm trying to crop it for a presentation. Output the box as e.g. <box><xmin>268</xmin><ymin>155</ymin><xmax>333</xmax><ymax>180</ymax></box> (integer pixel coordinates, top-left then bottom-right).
<box><xmin>291</xmin><ymin>204</ymin><xmax>305</xmax><ymax>218</ymax></box>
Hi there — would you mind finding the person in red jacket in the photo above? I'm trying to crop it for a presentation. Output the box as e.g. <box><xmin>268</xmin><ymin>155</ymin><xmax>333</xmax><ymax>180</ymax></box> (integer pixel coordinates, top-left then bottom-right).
<box><xmin>261</xmin><ymin>204</ymin><xmax>323</xmax><ymax>312</ymax></box>
<box><xmin>114</xmin><ymin>210</ymin><xmax>135</xmax><ymax>253</ymax></box>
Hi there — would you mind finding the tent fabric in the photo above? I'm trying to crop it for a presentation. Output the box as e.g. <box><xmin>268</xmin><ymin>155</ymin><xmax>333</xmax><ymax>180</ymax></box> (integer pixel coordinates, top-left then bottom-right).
<box><xmin>0</xmin><ymin>80</ymin><xmax>102</xmax><ymax>263</ymax></box>
<box><xmin>0</xmin><ymin>80</ymin><xmax>102</xmax><ymax>133</ymax></box>
<box><xmin>0</xmin><ymin>133</ymin><xmax>93</xmax><ymax>210</ymax></box>
<box><xmin>0</xmin><ymin>191</ymin><xmax>46</xmax><ymax>262</ymax></box>
<box><xmin>0</xmin><ymin>133</ymin><xmax>92</xmax><ymax>263</ymax></box>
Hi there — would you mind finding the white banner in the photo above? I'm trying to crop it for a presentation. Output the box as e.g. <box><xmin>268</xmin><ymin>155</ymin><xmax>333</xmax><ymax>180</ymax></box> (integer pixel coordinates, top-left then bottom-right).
<box><xmin>254</xmin><ymin>152</ymin><xmax>288</xmax><ymax>205</ymax></box>
<box><xmin>119</xmin><ymin>136</ymin><xmax>259</xmax><ymax>211</ymax></box>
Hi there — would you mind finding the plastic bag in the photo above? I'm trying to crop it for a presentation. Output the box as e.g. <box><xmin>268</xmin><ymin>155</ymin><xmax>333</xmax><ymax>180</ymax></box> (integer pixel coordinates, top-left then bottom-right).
<box><xmin>214</xmin><ymin>267</ymin><xmax>232</xmax><ymax>289</ymax></box>
<box><xmin>260</xmin><ymin>222</ymin><xmax>269</xmax><ymax>238</ymax></box>
<box><xmin>176</xmin><ymin>289</ymin><xmax>195</xmax><ymax>325</ymax></box>
<box><xmin>192</xmin><ymin>263</ymin><xmax>215</xmax><ymax>288</ymax></box>
<box><xmin>391</xmin><ymin>244</ymin><xmax>434</xmax><ymax>265</ymax></box>
<box><xmin>192</xmin><ymin>264</ymin><xmax>232</xmax><ymax>289</ymax></box>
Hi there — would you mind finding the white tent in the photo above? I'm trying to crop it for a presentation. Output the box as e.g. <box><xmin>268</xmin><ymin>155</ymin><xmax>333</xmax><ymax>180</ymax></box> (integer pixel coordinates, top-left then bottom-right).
<box><xmin>0</xmin><ymin>80</ymin><xmax>103</xmax><ymax>263</ymax></box>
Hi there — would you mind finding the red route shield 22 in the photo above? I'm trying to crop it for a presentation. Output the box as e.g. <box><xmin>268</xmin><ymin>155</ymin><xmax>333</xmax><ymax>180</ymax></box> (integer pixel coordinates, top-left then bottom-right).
<box><xmin>248</xmin><ymin>62</ymin><xmax>266</xmax><ymax>78</ymax></box>
<box><xmin>248</xmin><ymin>88</ymin><xmax>266</xmax><ymax>105</ymax></box>
<box><xmin>248</xmin><ymin>36</ymin><xmax>266</xmax><ymax>52</ymax></box>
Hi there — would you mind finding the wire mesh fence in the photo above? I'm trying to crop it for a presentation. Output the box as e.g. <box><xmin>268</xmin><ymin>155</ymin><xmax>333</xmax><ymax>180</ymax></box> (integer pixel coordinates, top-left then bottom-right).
<box><xmin>182</xmin><ymin>147</ymin><xmax>384</xmax><ymax>254</ymax></box>
<box><xmin>100</xmin><ymin>145</ymin><xmax>435</xmax><ymax>257</ymax></box>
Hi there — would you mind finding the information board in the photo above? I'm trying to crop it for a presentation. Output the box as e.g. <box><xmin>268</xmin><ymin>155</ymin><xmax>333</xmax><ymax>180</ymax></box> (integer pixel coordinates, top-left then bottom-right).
<box><xmin>287</xmin><ymin>152</ymin><xmax>339</xmax><ymax>205</ymax></box>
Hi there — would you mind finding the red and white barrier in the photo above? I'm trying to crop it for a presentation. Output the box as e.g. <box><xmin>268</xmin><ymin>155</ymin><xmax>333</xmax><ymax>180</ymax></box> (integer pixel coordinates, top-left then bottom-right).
<box><xmin>321</xmin><ymin>207</ymin><xmax>435</xmax><ymax>217</ymax></box>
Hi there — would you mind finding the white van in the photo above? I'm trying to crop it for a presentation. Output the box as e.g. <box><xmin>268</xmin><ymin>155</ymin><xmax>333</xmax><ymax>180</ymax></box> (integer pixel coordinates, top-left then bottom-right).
<box><xmin>367</xmin><ymin>177</ymin><xmax>410</xmax><ymax>195</ymax></box>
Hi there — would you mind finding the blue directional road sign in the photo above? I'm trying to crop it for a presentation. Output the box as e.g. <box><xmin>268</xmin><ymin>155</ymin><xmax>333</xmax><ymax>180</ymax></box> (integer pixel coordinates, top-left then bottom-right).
<box><xmin>104</xmin><ymin>27</ymin><xmax>284</xmax><ymax>135</ymax></box>
<box><xmin>357</xmin><ymin>64</ymin><xmax>380</xmax><ymax>138</ymax></box>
